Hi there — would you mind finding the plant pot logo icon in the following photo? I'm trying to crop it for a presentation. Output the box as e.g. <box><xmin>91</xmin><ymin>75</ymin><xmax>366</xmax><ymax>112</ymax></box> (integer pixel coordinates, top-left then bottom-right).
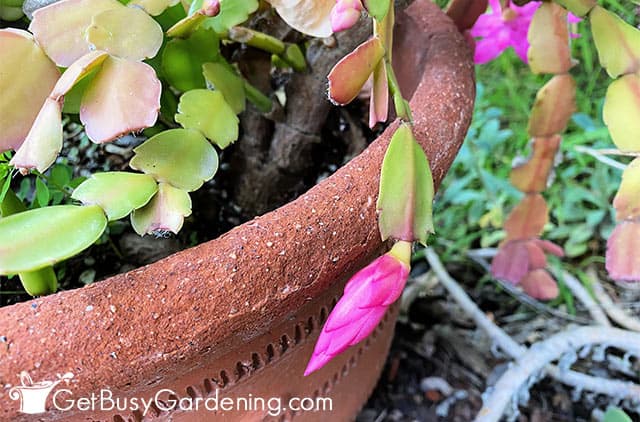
<box><xmin>9</xmin><ymin>371</ymin><xmax>74</xmax><ymax>414</ymax></box>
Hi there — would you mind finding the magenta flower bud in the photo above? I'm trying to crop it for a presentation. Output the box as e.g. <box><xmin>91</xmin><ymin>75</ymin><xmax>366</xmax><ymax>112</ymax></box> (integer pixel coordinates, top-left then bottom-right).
<box><xmin>201</xmin><ymin>0</ymin><xmax>220</xmax><ymax>17</ymax></box>
<box><xmin>304</xmin><ymin>241</ymin><xmax>411</xmax><ymax>376</ymax></box>
<box><xmin>330</xmin><ymin>0</ymin><xmax>363</xmax><ymax>33</ymax></box>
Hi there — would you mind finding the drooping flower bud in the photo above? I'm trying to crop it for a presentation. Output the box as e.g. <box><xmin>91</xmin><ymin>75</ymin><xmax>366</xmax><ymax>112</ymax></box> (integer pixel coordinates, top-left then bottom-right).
<box><xmin>304</xmin><ymin>241</ymin><xmax>411</xmax><ymax>376</ymax></box>
<box><xmin>201</xmin><ymin>0</ymin><xmax>221</xmax><ymax>17</ymax></box>
<box><xmin>330</xmin><ymin>0</ymin><xmax>363</xmax><ymax>33</ymax></box>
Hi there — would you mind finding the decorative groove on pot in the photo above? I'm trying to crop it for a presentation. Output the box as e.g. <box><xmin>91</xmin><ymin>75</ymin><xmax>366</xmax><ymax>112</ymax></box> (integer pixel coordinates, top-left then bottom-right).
<box><xmin>0</xmin><ymin>1</ymin><xmax>475</xmax><ymax>420</ymax></box>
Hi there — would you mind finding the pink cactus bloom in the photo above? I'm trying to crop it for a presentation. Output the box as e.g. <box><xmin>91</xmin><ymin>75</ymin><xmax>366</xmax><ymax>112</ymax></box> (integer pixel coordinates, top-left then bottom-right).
<box><xmin>330</xmin><ymin>0</ymin><xmax>363</xmax><ymax>33</ymax></box>
<box><xmin>304</xmin><ymin>242</ymin><xmax>410</xmax><ymax>376</ymax></box>
<box><xmin>471</xmin><ymin>0</ymin><xmax>581</xmax><ymax>64</ymax></box>
<box><xmin>470</xmin><ymin>0</ymin><xmax>539</xmax><ymax>64</ymax></box>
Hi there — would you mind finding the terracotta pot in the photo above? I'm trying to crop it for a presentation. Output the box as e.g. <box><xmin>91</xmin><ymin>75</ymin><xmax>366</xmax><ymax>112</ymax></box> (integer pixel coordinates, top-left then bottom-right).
<box><xmin>0</xmin><ymin>1</ymin><xmax>475</xmax><ymax>420</ymax></box>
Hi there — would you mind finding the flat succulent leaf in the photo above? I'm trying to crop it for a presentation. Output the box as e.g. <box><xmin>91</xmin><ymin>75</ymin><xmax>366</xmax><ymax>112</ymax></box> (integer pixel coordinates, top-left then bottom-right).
<box><xmin>603</xmin><ymin>408</ymin><xmax>633</xmax><ymax>422</ymax></box>
<box><xmin>10</xmin><ymin>98</ymin><xmax>63</xmax><ymax>173</ymax></box>
<box><xmin>603</xmin><ymin>73</ymin><xmax>640</xmax><ymax>152</ymax></box>
<box><xmin>510</xmin><ymin>136</ymin><xmax>561</xmax><ymax>193</ymax></box>
<box><xmin>606</xmin><ymin>221</ymin><xmax>640</xmax><ymax>281</ymax></box>
<box><xmin>369</xmin><ymin>59</ymin><xmax>389</xmax><ymax>128</ymax></box>
<box><xmin>528</xmin><ymin>2</ymin><xmax>573</xmax><ymax>74</ymax></box>
<box><xmin>131</xmin><ymin>182</ymin><xmax>192</xmax><ymax>235</ymax></box>
<box><xmin>377</xmin><ymin>124</ymin><xmax>434</xmax><ymax>245</ymax></box>
<box><xmin>29</xmin><ymin>0</ymin><xmax>122</xmax><ymax>67</ymax></box>
<box><xmin>80</xmin><ymin>56</ymin><xmax>161</xmax><ymax>143</ymax></box>
<box><xmin>129</xmin><ymin>0</ymin><xmax>180</xmax><ymax>16</ymax></box>
<box><xmin>266</xmin><ymin>0</ymin><xmax>332</xmax><ymax>37</ymax></box>
<box><xmin>528</xmin><ymin>74</ymin><xmax>576</xmax><ymax>137</ymax></box>
<box><xmin>53</xmin><ymin>51</ymin><xmax>109</xmax><ymax>101</ymax></box>
<box><xmin>591</xmin><ymin>5</ymin><xmax>640</xmax><ymax>78</ymax></box>
<box><xmin>553</xmin><ymin>0</ymin><xmax>596</xmax><ymax>17</ymax></box>
<box><xmin>19</xmin><ymin>266</ymin><xmax>57</xmax><ymax>296</ymax></box>
<box><xmin>72</xmin><ymin>172</ymin><xmax>158</xmax><ymax>220</ymax></box>
<box><xmin>613</xmin><ymin>158</ymin><xmax>640</xmax><ymax>220</ymax></box>
<box><xmin>328</xmin><ymin>37</ymin><xmax>385</xmax><ymax>105</ymax></box>
<box><xmin>0</xmin><ymin>205</ymin><xmax>107</xmax><ymax>274</ymax></box>
<box><xmin>504</xmin><ymin>193</ymin><xmax>548</xmax><ymax>241</ymax></box>
<box><xmin>162</xmin><ymin>28</ymin><xmax>220</xmax><ymax>91</ymax></box>
<box><xmin>0</xmin><ymin>0</ymin><xmax>23</xmax><ymax>20</ymax></box>
<box><xmin>491</xmin><ymin>240</ymin><xmax>530</xmax><ymax>284</ymax></box>
<box><xmin>363</xmin><ymin>0</ymin><xmax>390</xmax><ymax>21</ymax></box>
<box><xmin>520</xmin><ymin>269</ymin><xmax>559</xmax><ymax>300</ymax></box>
<box><xmin>129</xmin><ymin>128</ymin><xmax>218</xmax><ymax>191</ymax></box>
<box><xmin>175</xmin><ymin>89</ymin><xmax>239</xmax><ymax>148</ymax></box>
<box><xmin>86</xmin><ymin>7</ymin><xmax>163</xmax><ymax>61</ymax></box>
<box><xmin>166</xmin><ymin>10</ymin><xmax>206</xmax><ymax>38</ymax></box>
<box><xmin>202</xmin><ymin>61</ymin><xmax>246</xmax><ymax>114</ymax></box>
<box><xmin>0</xmin><ymin>29</ymin><xmax>60</xmax><ymax>153</ymax></box>
<box><xmin>201</xmin><ymin>0</ymin><xmax>258</xmax><ymax>33</ymax></box>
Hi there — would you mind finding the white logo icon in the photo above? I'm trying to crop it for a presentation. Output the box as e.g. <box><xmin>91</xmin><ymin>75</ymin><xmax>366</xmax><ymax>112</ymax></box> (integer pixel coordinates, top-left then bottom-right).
<box><xmin>9</xmin><ymin>371</ymin><xmax>74</xmax><ymax>414</ymax></box>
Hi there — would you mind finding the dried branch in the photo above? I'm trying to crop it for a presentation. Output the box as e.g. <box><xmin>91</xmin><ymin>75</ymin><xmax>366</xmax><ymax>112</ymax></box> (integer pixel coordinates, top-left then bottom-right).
<box><xmin>475</xmin><ymin>326</ymin><xmax>640</xmax><ymax>422</ymax></box>
<box><xmin>424</xmin><ymin>249</ymin><xmax>640</xmax><ymax>421</ymax></box>
<box><xmin>588</xmin><ymin>268</ymin><xmax>640</xmax><ymax>332</ymax></box>
<box><xmin>558</xmin><ymin>270</ymin><xmax>610</xmax><ymax>326</ymax></box>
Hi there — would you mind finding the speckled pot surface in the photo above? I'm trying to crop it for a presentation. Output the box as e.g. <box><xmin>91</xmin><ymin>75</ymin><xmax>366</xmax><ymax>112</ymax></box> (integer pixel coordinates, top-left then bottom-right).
<box><xmin>0</xmin><ymin>1</ymin><xmax>475</xmax><ymax>420</ymax></box>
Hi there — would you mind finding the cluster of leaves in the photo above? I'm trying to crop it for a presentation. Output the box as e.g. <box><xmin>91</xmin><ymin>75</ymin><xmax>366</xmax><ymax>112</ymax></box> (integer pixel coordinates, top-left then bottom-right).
<box><xmin>0</xmin><ymin>0</ymin><xmax>315</xmax><ymax>296</ymax></box>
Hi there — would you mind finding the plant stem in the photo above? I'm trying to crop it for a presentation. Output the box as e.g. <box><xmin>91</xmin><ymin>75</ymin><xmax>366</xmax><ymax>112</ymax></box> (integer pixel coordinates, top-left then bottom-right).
<box><xmin>228</xmin><ymin>26</ymin><xmax>285</xmax><ymax>54</ymax></box>
<box><xmin>244</xmin><ymin>81</ymin><xmax>273</xmax><ymax>113</ymax></box>
<box><xmin>385</xmin><ymin>60</ymin><xmax>412</xmax><ymax>122</ymax></box>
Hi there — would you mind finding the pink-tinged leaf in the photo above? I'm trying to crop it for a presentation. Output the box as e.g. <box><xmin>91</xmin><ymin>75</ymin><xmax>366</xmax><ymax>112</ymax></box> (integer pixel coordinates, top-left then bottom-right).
<box><xmin>590</xmin><ymin>5</ymin><xmax>640</xmax><ymax>79</ymax></box>
<box><xmin>504</xmin><ymin>193</ymin><xmax>548</xmax><ymax>241</ymax></box>
<box><xmin>613</xmin><ymin>158</ymin><xmax>640</xmax><ymax>221</ymax></box>
<box><xmin>528</xmin><ymin>2</ymin><xmax>574</xmax><ymax>74</ymax></box>
<box><xmin>29</xmin><ymin>0</ymin><xmax>123</xmax><ymax>67</ymax></box>
<box><xmin>528</xmin><ymin>75</ymin><xmax>576</xmax><ymax>137</ymax></box>
<box><xmin>328</xmin><ymin>37</ymin><xmax>385</xmax><ymax>106</ymax></box>
<box><xmin>607</xmin><ymin>221</ymin><xmax>640</xmax><ymax>281</ymax></box>
<box><xmin>533</xmin><ymin>239</ymin><xmax>565</xmax><ymax>257</ymax></box>
<box><xmin>0</xmin><ymin>29</ymin><xmax>60</xmax><ymax>153</ymax></box>
<box><xmin>10</xmin><ymin>98</ymin><xmax>63</xmax><ymax>174</ymax></box>
<box><xmin>131</xmin><ymin>182</ymin><xmax>192</xmax><ymax>235</ymax></box>
<box><xmin>129</xmin><ymin>0</ymin><xmax>181</xmax><ymax>16</ymax></box>
<box><xmin>267</xmin><ymin>0</ymin><xmax>334</xmax><ymax>38</ymax></box>
<box><xmin>525</xmin><ymin>241</ymin><xmax>548</xmax><ymax>270</ymax></box>
<box><xmin>511</xmin><ymin>136</ymin><xmax>561</xmax><ymax>193</ymax></box>
<box><xmin>491</xmin><ymin>240</ymin><xmax>530</xmax><ymax>283</ymax></box>
<box><xmin>369</xmin><ymin>59</ymin><xmax>388</xmax><ymax>128</ymax></box>
<box><xmin>520</xmin><ymin>269</ymin><xmax>559</xmax><ymax>300</ymax></box>
<box><xmin>86</xmin><ymin>7</ymin><xmax>164</xmax><ymax>61</ymax></box>
<box><xmin>80</xmin><ymin>57</ymin><xmax>161</xmax><ymax>144</ymax></box>
<box><xmin>603</xmin><ymin>73</ymin><xmax>640</xmax><ymax>152</ymax></box>
<box><xmin>377</xmin><ymin>124</ymin><xmax>434</xmax><ymax>245</ymax></box>
<box><xmin>52</xmin><ymin>51</ymin><xmax>109</xmax><ymax>101</ymax></box>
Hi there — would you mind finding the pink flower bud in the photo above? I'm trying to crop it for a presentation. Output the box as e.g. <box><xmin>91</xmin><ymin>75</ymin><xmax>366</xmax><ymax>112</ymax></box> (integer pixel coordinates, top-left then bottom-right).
<box><xmin>330</xmin><ymin>0</ymin><xmax>363</xmax><ymax>33</ymax></box>
<box><xmin>304</xmin><ymin>241</ymin><xmax>411</xmax><ymax>376</ymax></box>
<box><xmin>201</xmin><ymin>0</ymin><xmax>220</xmax><ymax>17</ymax></box>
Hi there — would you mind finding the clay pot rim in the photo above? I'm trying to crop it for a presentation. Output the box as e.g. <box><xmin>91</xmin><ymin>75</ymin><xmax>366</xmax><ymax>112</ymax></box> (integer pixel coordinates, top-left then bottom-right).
<box><xmin>0</xmin><ymin>0</ymin><xmax>475</xmax><ymax>413</ymax></box>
